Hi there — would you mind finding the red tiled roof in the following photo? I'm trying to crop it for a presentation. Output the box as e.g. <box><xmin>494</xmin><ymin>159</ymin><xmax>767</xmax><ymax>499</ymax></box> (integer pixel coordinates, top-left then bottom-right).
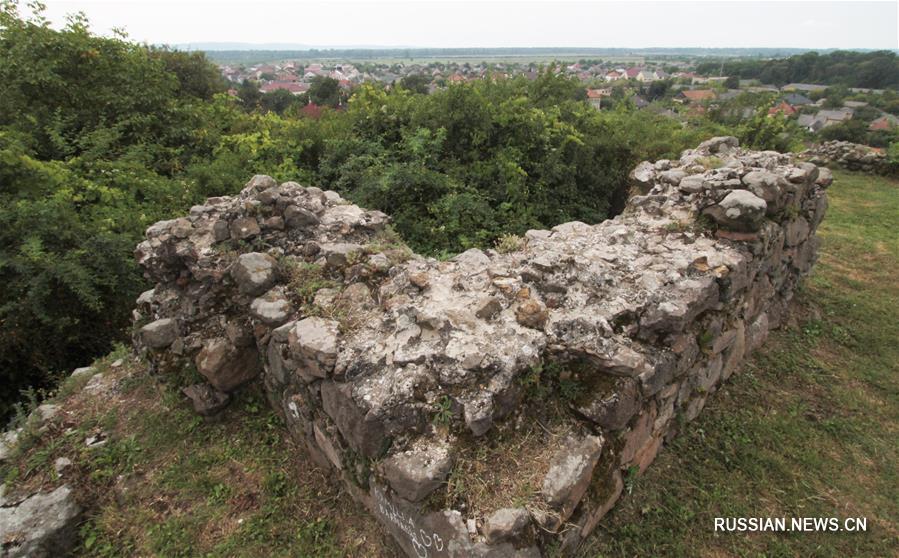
<box><xmin>586</xmin><ymin>89</ymin><xmax>609</xmax><ymax>99</ymax></box>
<box><xmin>768</xmin><ymin>101</ymin><xmax>796</xmax><ymax>116</ymax></box>
<box><xmin>869</xmin><ymin>116</ymin><xmax>896</xmax><ymax>131</ymax></box>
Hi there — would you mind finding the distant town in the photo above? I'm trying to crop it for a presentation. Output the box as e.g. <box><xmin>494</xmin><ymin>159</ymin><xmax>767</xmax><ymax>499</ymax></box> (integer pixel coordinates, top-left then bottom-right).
<box><xmin>217</xmin><ymin>55</ymin><xmax>899</xmax><ymax>138</ymax></box>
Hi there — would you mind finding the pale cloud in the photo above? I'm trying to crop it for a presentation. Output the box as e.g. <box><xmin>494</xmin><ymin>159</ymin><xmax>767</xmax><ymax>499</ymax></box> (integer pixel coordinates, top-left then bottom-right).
<box><xmin>31</xmin><ymin>1</ymin><xmax>899</xmax><ymax>49</ymax></box>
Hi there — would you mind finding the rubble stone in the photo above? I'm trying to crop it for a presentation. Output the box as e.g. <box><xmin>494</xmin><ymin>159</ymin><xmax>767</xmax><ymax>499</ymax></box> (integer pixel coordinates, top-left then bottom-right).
<box><xmin>132</xmin><ymin>139</ymin><xmax>827</xmax><ymax>556</ymax></box>
<box><xmin>0</xmin><ymin>485</ymin><xmax>80</xmax><ymax>558</ymax></box>
<box><xmin>231</xmin><ymin>252</ymin><xmax>278</xmax><ymax>296</ymax></box>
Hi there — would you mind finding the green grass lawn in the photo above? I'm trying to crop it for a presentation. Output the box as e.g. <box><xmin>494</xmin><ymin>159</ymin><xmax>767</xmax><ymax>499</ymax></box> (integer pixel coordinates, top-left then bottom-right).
<box><xmin>2</xmin><ymin>170</ymin><xmax>896</xmax><ymax>557</ymax></box>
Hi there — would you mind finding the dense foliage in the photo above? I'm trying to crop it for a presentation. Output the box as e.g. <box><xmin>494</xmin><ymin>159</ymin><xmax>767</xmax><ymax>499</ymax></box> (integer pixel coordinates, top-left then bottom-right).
<box><xmin>697</xmin><ymin>50</ymin><xmax>899</xmax><ymax>89</ymax></box>
<box><xmin>0</xmin><ymin>4</ymin><xmax>224</xmax><ymax>418</ymax></box>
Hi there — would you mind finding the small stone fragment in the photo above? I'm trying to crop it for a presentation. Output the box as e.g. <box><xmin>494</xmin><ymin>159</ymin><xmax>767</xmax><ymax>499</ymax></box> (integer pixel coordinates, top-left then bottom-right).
<box><xmin>515</xmin><ymin>298</ymin><xmax>548</xmax><ymax>329</ymax></box>
<box><xmin>475</xmin><ymin>296</ymin><xmax>503</xmax><ymax>320</ymax></box>
<box><xmin>380</xmin><ymin>443</ymin><xmax>453</xmax><ymax>502</ymax></box>
<box><xmin>231</xmin><ymin>252</ymin><xmax>278</xmax><ymax>296</ymax></box>
<box><xmin>541</xmin><ymin>434</ymin><xmax>604</xmax><ymax>524</ymax></box>
<box><xmin>288</xmin><ymin>317</ymin><xmax>340</xmax><ymax>377</ymax></box>
<box><xmin>229</xmin><ymin>217</ymin><xmax>261</xmax><ymax>240</ymax></box>
<box><xmin>483</xmin><ymin>508</ymin><xmax>531</xmax><ymax>544</ymax></box>
<box><xmin>53</xmin><ymin>457</ymin><xmax>73</xmax><ymax>475</ymax></box>
<box><xmin>182</xmin><ymin>384</ymin><xmax>231</xmax><ymax>416</ymax></box>
<box><xmin>140</xmin><ymin>318</ymin><xmax>179</xmax><ymax>349</ymax></box>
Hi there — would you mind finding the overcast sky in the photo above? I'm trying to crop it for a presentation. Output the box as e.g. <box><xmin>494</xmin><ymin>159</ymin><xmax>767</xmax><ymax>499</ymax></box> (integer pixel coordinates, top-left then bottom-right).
<box><xmin>33</xmin><ymin>1</ymin><xmax>899</xmax><ymax>49</ymax></box>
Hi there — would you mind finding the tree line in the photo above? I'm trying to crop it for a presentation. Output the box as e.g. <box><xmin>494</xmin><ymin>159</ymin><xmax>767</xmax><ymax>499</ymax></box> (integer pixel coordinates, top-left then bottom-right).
<box><xmin>696</xmin><ymin>50</ymin><xmax>899</xmax><ymax>89</ymax></box>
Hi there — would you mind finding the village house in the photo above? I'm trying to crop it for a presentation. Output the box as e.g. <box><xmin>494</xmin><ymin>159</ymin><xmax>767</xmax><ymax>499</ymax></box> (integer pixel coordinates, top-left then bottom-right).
<box><xmin>800</xmin><ymin>107</ymin><xmax>854</xmax><ymax>132</ymax></box>
<box><xmin>782</xmin><ymin>93</ymin><xmax>813</xmax><ymax>106</ymax></box>
<box><xmin>869</xmin><ymin>114</ymin><xmax>898</xmax><ymax>131</ymax></box>
<box><xmin>768</xmin><ymin>101</ymin><xmax>797</xmax><ymax>116</ymax></box>
<box><xmin>259</xmin><ymin>82</ymin><xmax>309</xmax><ymax>95</ymax></box>
<box><xmin>675</xmin><ymin>89</ymin><xmax>716</xmax><ymax>104</ymax></box>
<box><xmin>636</xmin><ymin>69</ymin><xmax>658</xmax><ymax>82</ymax></box>
<box><xmin>843</xmin><ymin>100</ymin><xmax>869</xmax><ymax>109</ymax></box>
<box><xmin>815</xmin><ymin>108</ymin><xmax>854</xmax><ymax>127</ymax></box>
<box><xmin>586</xmin><ymin>88</ymin><xmax>612</xmax><ymax>109</ymax></box>
<box><xmin>781</xmin><ymin>83</ymin><xmax>827</xmax><ymax>93</ymax></box>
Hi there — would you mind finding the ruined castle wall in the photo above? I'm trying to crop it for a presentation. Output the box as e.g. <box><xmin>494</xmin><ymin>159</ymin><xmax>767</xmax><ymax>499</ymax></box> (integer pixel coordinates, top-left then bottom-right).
<box><xmin>800</xmin><ymin>140</ymin><xmax>891</xmax><ymax>174</ymax></box>
<box><xmin>133</xmin><ymin>137</ymin><xmax>830</xmax><ymax>557</ymax></box>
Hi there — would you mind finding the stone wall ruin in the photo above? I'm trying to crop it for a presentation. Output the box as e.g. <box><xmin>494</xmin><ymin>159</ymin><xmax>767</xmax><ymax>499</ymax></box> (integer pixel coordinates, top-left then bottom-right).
<box><xmin>799</xmin><ymin>140</ymin><xmax>890</xmax><ymax>174</ymax></box>
<box><xmin>133</xmin><ymin>137</ymin><xmax>830</xmax><ymax>557</ymax></box>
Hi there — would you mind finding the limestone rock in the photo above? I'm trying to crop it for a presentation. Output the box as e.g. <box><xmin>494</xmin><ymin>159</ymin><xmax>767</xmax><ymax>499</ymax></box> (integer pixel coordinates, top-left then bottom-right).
<box><xmin>244</xmin><ymin>174</ymin><xmax>277</xmax><ymax>192</ymax></box>
<box><xmin>742</xmin><ymin>170</ymin><xmax>785</xmax><ymax>211</ymax></box>
<box><xmin>250</xmin><ymin>289</ymin><xmax>294</xmax><ymax>326</ymax></box>
<box><xmin>288</xmin><ymin>317</ymin><xmax>340</xmax><ymax>378</ymax></box>
<box><xmin>284</xmin><ymin>205</ymin><xmax>320</xmax><ymax>228</ymax></box>
<box><xmin>573</xmin><ymin>376</ymin><xmax>640</xmax><ymax>431</ymax></box>
<box><xmin>231</xmin><ymin>252</ymin><xmax>278</xmax><ymax>296</ymax></box>
<box><xmin>541</xmin><ymin>434</ymin><xmax>604</xmax><ymax>525</ymax></box>
<box><xmin>229</xmin><ymin>217</ymin><xmax>261</xmax><ymax>240</ymax></box>
<box><xmin>320</xmin><ymin>381</ymin><xmax>386</xmax><ymax>458</ymax></box>
<box><xmin>483</xmin><ymin>508</ymin><xmax>531</xmax><ymax>544</ymax></box>
<box><xmin>380</xmin><ymin>442</ymin><xmax>453</xmax><ymax>502</ymax></box>
<box><xmin>697</xmin><ymin>136</ymin><xmax>739</xmax><ymax>153</ymax></box>
<box><xmin>182</xmin><ymin>383</ymin><xmax>231</xmax><ymax>416</ymax></box>
<box><xmin>678</xmin><ymin>175</ymin><xmax>706</xmax><ymax>193</ymax></box>
<box><xmin>70</xmin><ymin>367</ymin><xmax>95</xmax><ymax>380</ymax></box>
<box><xmin>320</xmin><ymin>242</ymin><xmax>363</xmax><ymax>267</ymax></box>
<box><xmin>703</xmin><ymin>190</ymin><xmax>767</xmax><ymax>232</ymax></box>
<box><xmin>0</xmin><ymin>485</ymin><xmax>81</xmax><ymax>558</ymax></box>
<box><xmin>195</xmin><ymin>338</ymin><xmax>261</xmax><ymax>392</ymax></box>
<box><xmin>0</xmin><ymin>430</ymin><xmax>19</xmax><ymax>461</ymax></box>
<box><xmin>140</xmin><ymin>318</ymin><xmax>179</xmax><ymax>349</ymax></box>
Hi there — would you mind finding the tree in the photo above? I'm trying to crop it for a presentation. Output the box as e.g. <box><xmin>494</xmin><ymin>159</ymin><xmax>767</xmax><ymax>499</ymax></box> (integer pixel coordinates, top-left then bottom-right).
<box><xmin>819</xmin><ymin>119</ymin><xmax>869</xmax><ymax>144</ymax></box>
<box><xmin>399</xmin><ymin>74</ymin><xmax>431</xmax><ymax>95</ymax></box>
<box><xmin>646</xmin><ymin>79</ymin><xmax>672</xmax><ymax>101</ymax></box>
<box><xmin>150</xmin><ymin>47</ymin><xmax>228</xmax><ymax>99</ymax></box>
<box><xmin>308</xmin><ymin>76</ymin><xmax>341</xmax><ymax>107</ymax></box>
<box><xmin>237</xmin><ymin>79</ymin><xmax>262</xmax><ymax>110</ymax></box>
<box><xmin>260</xmin><ymin>89</ymin><xmax>302</xmax><ymax>114</ymax></box>
<box><xmin>0</xmin><ymin>2</ymin><xmax>223</xmax><ymax>419</ymax></box>
<box><xmin>724</xmin><ymin>75</ymin><xmax>740</xmax><ymax>89</ymax></box>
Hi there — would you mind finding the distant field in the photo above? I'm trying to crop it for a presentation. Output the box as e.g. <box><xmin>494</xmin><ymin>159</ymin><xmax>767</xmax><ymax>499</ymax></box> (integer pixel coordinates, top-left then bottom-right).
<box><xmin>207</xmin><ymin>52</ymin><xmax>649</xmax><ymax>66</ymax></box>
<box><xmin>199</xmin><ymin>46</ymin><xmax>812</xmax><ymax>67</ymax></box>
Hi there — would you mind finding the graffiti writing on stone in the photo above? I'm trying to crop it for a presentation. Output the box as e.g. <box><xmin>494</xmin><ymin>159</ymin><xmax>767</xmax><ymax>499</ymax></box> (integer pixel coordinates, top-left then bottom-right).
<box><xmin>374</xmin><ymin>487</ymin><xmax>444</xmax><ymax>558</ymax></box>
